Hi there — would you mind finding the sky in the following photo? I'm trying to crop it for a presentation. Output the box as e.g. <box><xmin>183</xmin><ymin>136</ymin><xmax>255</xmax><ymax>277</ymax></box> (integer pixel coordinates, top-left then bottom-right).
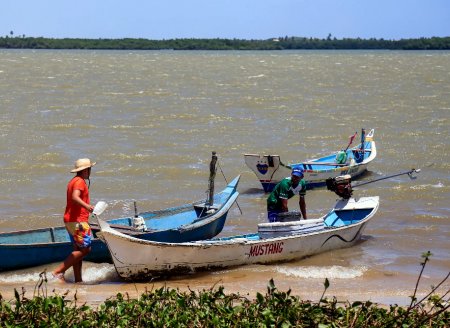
<box><xmin>1</xmin><ymin>0</ymin><xmax>449</xmax><ymax>40</ymax></box>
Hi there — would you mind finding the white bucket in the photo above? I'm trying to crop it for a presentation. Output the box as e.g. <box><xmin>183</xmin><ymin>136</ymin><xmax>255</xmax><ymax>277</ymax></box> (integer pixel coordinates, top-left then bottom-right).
<box><xmin>93</xmin><ymin>201</ymin><xmax>108</xmax><ymax>216</ymax></box>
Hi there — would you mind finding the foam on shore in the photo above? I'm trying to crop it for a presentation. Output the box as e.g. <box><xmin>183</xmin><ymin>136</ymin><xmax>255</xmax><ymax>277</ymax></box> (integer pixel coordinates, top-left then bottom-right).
<box><xmin>276</xmin><ymin>265</ymin><xmax>367</xmax><ymax>279</ymax></box>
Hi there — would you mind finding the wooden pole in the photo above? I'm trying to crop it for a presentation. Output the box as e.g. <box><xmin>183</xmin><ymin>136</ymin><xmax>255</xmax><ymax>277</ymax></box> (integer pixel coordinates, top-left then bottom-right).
<box><xmin>207</xmin><ymin>151</ymin><xmax>217</xmax><ymax>207</ymax></box>
<box><xmin>352</xmin><ymin>168</ymin><xmax>420</xmax><ymax>188</ymax></box>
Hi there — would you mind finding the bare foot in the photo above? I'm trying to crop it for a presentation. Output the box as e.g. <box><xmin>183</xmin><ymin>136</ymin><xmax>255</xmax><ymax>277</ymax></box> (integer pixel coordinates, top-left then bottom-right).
<box><xmin>51</xmin><ymin>272</ymin><xmax>65</xmax><ymax>283</ymax></box>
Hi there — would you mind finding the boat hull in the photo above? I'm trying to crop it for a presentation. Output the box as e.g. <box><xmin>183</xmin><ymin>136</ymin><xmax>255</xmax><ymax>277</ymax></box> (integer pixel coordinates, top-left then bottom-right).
<box><xmin>0</xmin><ymin>232</ymin><xmax>109</xmax><ymax>271</ymax></box>
<box><xmin>99</xmin><ymin>197</ymin><xmax>379</xmax><ymax>280</ymax></box>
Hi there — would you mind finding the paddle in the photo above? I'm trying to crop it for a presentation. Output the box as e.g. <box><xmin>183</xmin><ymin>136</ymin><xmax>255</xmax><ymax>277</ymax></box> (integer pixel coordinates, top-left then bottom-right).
<box><xmin>344</xmin><ymin>131</ymin><xmax>358</xmax><ymax>152</ymax></box>
<box><xmin>335</xmin><ymin>132</ymin><xmax>357</xmax><ymax>165</ymax></box>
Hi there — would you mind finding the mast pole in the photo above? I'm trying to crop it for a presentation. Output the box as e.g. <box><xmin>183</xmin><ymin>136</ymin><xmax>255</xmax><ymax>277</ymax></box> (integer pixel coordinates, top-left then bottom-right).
<box><xmin>207</xmin><ymin>151</ymin><xmax>217</xmax><ymax>207</ymax></box>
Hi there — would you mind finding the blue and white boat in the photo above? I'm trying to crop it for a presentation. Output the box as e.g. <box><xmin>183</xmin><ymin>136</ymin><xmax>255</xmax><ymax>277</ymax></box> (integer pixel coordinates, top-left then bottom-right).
<box><xmin>99</xmin><ymin>196</ymin><xmax>379</xmax><ymax>280</ymax></box>
<box><xmin>244</xmin><ymin>129</ymin><xmax>376</xmax><ymax>192</ymax></box>
<box><xmin>0</xmin><ymin>176</ymin><xmax>240</xmax><ymax>272</ymax></box>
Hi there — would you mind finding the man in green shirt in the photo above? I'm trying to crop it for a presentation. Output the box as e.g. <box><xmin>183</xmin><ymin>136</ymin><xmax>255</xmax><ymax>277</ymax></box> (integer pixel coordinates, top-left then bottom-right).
<box><xmin>267</xmin><ymin>168</ymin><xmax>307</xmax><ymax>222</ymax></box>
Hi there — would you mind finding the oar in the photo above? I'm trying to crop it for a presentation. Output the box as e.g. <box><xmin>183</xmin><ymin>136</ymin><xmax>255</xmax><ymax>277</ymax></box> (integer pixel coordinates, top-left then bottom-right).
<box><xmin>334</xmin><ymin>132</ymin><xmax>357</xmax><ymax>166</ymax></box>
<box><xmin>344</xmin><ymin>131</ymin><xmax>358</xmax><ymax>152</ymax></box>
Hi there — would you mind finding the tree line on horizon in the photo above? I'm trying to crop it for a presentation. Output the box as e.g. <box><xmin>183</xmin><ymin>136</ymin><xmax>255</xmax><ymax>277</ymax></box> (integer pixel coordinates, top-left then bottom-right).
<box><xmin>0</xmin><ymin>35</ymin><xmax>449</xmax><ymax>50</ymax></box>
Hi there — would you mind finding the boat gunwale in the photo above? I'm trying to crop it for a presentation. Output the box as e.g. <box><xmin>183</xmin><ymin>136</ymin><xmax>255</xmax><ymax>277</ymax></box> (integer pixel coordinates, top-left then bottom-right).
<box><xmin>100</xmin><ymin>196</ymin><xmax>379</xmax><ymax>249</ymax></box>
<box><xmin>0</xmin><ymin>176</ymin><xmax>241</xmax><ymax>248</ymax></box>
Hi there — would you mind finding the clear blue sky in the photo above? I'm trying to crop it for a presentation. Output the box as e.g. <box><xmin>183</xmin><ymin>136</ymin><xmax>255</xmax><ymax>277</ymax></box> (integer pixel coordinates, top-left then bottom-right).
<box><xmin>2</xmin><ymin>0</ymin><xmax>449</xmax><ymax>40</ymax></box>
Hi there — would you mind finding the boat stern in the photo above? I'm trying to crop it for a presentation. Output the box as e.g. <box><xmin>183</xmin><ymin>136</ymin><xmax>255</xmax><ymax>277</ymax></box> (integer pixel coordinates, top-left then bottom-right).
<box><xmin>244</xmin><ymin>154</ymin><xmax>290</xmax><ymax>192</ymax></box>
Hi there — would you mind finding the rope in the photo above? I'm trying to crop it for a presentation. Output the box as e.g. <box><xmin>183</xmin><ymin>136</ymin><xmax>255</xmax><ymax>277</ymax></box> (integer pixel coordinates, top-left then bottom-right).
<box><xmin>268</xmin><ymin>160</ymin><xmax>280</xmax><ymax>182</ymax></box>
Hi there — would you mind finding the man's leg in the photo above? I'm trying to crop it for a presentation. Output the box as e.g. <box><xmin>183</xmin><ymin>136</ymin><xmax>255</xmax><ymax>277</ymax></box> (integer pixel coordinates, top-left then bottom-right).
<box><xmin>53</xmin><ymin>246</ymin><xmax>89</xmax><ymax>278</ymax></box>
<box><xmin>73</xmin><ymin>246</ymin><xmax>91</xmax><ymax>282</ymax></box>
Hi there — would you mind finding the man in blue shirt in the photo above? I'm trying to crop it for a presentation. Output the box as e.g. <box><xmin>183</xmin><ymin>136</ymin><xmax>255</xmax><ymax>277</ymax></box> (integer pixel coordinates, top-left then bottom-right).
<box><xmin>267</xmin><ymin>168</ymin><xmax>307</xmax><ymax>222</ymax></box>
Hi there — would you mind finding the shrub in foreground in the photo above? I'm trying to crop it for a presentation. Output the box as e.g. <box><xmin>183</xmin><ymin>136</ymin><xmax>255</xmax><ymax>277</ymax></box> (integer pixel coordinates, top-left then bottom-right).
<box><xmin>0</xmin><ymin>252</ymin><xmax>448</xmax><ymax>327</ymax></box>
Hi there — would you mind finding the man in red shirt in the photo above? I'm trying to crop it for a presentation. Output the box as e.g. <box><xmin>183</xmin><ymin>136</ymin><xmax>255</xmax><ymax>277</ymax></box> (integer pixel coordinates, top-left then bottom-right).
<box><xmin>52</xmin><ymin>158</ymin><xmax>96</xmax><ymax>283</ymax></box>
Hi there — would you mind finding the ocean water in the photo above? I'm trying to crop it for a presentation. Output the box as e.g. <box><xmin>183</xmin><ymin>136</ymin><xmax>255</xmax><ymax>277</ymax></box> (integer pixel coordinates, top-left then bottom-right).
<box><xmin>0</xmin><ymin>49</ymin><xmax>448</xmax><ymax>305</ymax></box>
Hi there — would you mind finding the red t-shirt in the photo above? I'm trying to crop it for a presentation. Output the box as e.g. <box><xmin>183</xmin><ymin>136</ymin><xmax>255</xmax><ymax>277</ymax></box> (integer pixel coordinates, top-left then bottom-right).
<box><xmin>64</xmin><ymin>177</ymin><xmax>90</xmax><ymax>223</ymax></box>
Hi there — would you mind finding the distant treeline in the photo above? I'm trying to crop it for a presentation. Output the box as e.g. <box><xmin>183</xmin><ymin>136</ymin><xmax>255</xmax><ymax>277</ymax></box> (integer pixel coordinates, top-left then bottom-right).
<box><xmin>1</xmin><ymin>35</ymin><xmax>449</xmax><ymax>50</ymax></box>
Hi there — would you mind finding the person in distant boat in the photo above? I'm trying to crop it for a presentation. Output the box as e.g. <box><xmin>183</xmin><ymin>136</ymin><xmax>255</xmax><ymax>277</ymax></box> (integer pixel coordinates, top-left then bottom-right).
<box><xmin>52</xmin><ymin>158</ymin><xmax>96</xmax><ymax>283</ymax></box>
<box><xmin>266</xmin><ymin>168</ymin><xmax>307</xmax><ymax>222</ymax></box>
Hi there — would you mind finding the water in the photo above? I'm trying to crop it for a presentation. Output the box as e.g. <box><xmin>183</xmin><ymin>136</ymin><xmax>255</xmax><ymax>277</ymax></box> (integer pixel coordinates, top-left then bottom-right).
<box><xmin>0</xmin><ymin>49</ymin><xmax>449</xmax><ymax>305</ymax></box>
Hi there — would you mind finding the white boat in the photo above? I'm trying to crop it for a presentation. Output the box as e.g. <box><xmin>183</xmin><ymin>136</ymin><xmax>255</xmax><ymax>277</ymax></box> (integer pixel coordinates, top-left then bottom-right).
<box><xmin>98</xmin><ymin>196</ymin><xmax>379</xmax><ymax>280</ymax></box>
<box><xmin>244</xmin><ymin>129</ymin><xmax>376</xmax><ymax>192</ymax></box>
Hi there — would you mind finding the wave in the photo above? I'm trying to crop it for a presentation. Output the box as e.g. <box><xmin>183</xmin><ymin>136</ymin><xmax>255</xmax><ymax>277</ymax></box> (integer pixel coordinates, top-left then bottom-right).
<box><xmin>276</xmin><ymin>265</ymin><xmax>367</xmax><ymax>279</ymax></box>
<box><xmin>0</xmin><ymin>264</ymin><xmax>117</xmax><ymax>284</ymax></box>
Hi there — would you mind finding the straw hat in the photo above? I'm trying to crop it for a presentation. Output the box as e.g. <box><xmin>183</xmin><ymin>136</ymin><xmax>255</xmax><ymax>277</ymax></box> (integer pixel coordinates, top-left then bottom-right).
<box><xmin>70</xmin><ymin>158</ymin><xmax>96</xmax><ymax>173</ymax></box>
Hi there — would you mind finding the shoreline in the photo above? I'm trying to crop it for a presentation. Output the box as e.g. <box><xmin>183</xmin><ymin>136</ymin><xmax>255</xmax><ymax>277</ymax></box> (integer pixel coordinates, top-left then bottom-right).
<box><xmin>1</xmin><ymin>257</ymin><xmax>447</xmax><ymax>309</ymax></box>
<box><xmin>1</xmin><ymin>36</ymin><xmax>449</xmax><ymax>51</ymax></box>
<box><xmin>0</xmin><ymin>272</ymin><xmax>426</xmax><ymax>308</ymax></box>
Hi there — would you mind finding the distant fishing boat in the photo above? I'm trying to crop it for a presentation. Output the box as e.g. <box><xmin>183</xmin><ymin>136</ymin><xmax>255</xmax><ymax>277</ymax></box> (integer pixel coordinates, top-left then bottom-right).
<box><xmin>0</xmin><ymin>153</ymin><xmax>240</xmax><ymax>272</ymax></box>
<box><xmin>244</xmin><ymin>129</ymin><xmax>376</xmax><ymax>192</ymax></box>
<box><xmin>98</xmin><ymin>196</ymin><xmax>379</xmax><ymax>280</ymax></box>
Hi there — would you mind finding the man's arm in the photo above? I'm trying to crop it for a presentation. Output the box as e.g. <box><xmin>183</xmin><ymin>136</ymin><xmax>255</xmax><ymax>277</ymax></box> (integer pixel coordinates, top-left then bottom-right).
<box><xmin>299</xmin><ymin>195</ymin><xmax>307</xmax><ymax>219</ymax></box>
<box><xmin>72</xmin><ymin>189</ymin><xmax>94</xmax><ymax>212</ymax></box>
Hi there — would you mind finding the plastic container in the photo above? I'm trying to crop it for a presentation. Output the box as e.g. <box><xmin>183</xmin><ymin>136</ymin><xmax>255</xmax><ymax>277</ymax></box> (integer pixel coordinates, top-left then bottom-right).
<box><xmin>93</xmin><ymin>201</ymin><xmax>108</xmax><ymax>216</ymax></box>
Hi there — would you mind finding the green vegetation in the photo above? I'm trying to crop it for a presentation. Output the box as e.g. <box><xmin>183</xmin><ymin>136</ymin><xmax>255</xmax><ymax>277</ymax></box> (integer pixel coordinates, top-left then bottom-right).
<box><xmin>0</xmin><ymin>252</ymin><xmax>449</xmax><ymax>327</ymax></box>
<box><xmin>1</xmin><ymin>35</ymin><xmax>449</xmax><ymax>50</ymax></box>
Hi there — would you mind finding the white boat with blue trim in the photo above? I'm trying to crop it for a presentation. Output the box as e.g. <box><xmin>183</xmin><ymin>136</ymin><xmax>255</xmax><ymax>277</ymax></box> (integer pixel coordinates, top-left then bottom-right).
<box><xmin>98</xmin><ymin>196</ymin><xmax>379</xmax><ymax>281</ymax></box>
<box><xmin>244</xmin><ymin>129</ymin><xmax>376</xmax><ymax>192</ymax></box>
